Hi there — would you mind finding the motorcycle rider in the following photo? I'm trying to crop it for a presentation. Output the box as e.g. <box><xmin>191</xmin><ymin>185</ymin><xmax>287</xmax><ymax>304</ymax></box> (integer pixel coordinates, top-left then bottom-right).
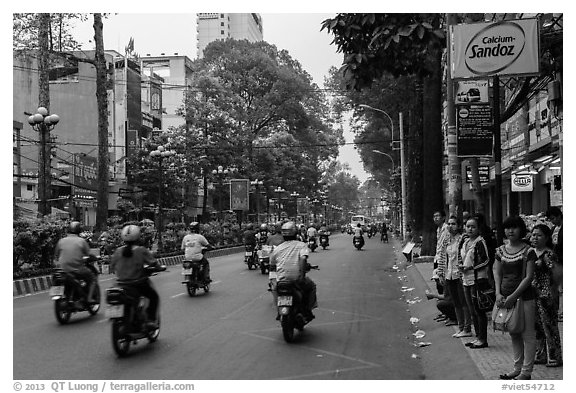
<box><xmin>53</xmin><ymin>221</ymin><xmax>97</xmax><ymax>304</ymax></box>
<box><xmin>181</xmin><ymin>222</ymin><xmax>212</xmax><ymax>283</ymax></box>
<box><xmin>266</xmin><ymin>224</ymin><xmax>285</xmax><ymax>247</ymax></box>
<box><xmin>307</xmin><ymin>223</ymin><xmax>318</xmax><ymax>243</ymax></box>
<box><xmin>353</xmin><ymin>223</ymin><xmax>365</xmax><ymax>248</ymax></box>
<box><xmin>110</xmin><ymin>224</ymin><xmax>160</xmax><ymax>329</ymax></box>
<box><xmin>255</xmin><ymin>223</ymin><xmax>269</xmax><ymax>248</ymax></box>
<box><xmin>270</xmin><ymin>221</ymin><xmax>317</xmax><ymax>321</ymax></box>
<box><xmin>298</xmin><ymin>224</ymin><xmax>308</xmax><ymax>242</ymax></box>
<box><xmin>318</xmin><ymin>222</ymin><xmax>330</xmax><ymax>245</ymax></box>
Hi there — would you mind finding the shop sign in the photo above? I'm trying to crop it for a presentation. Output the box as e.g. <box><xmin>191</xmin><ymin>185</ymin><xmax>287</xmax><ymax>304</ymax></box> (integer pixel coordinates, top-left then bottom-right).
<box><xmin>73</xmin><ymin>154</ymin><xmax>97</xmax><ymax>198</ymax></box>
<box><xmin>451</xmin><ymin>18</ymin><xmax>540</xmax><ymax>79</ymax></box>
<box><xmin>457</xmin><ymin>104</ymin><xmax>493</xmax><ymax>157</ymax></box>
<box><xmin>230</xmin><ymin>179</ymin><xmax>249</xmax><ymax>211</ymax></box>
<box><xmin>511</xmin><ymin>173</ymin><xmax>533</xmax><ymax>192</ymax></box>
<box><xmin>465</xmin><ymin>165</ymin><xmax>490</xmax><ymax>183</ymax></box>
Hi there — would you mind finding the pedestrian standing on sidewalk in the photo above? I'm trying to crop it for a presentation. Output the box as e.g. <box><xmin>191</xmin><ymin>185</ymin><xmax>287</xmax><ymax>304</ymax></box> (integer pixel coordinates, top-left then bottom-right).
<box><xmin>458</xmin><ymin>216</ymin><xmax>491</xmax><ymax>349</ymax></box>
<box><xmin>495</xmin><ymin>216</ymin><xmax>537</xmax><ymax>381</ymax></box>
<box><xmin>433</xmin><ymin>210</ymin><xmax>449</xmax><ymax>295</ymax></box>
<box><xmin>528</xmin><ymin>224</ymin><xmax>562</xmax><ymax>368</ymax></box>
<box><xmin>545</xmin><ymin>207</ymin><xmax>563</xmax><ymax>322</ymax></box>
<box><xmin>438</xmin><ymin>216</ymin><xmax>472</xmax><ymax>337</ymax></box>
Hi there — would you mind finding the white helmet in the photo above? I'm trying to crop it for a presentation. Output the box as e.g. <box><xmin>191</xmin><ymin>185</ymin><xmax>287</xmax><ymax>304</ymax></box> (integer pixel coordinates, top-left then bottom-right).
<box><xmin>121</xmin><ymin>225</ymin><xmax>141</xmax><ymax>242</ymax></box>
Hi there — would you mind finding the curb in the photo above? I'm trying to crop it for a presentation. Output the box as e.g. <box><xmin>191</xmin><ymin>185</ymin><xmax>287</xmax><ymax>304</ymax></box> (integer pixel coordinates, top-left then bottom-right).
<box><xmin>13</xmin><ymin>246</ymin><xmax>244</xmax><ymax>297</ymax></box>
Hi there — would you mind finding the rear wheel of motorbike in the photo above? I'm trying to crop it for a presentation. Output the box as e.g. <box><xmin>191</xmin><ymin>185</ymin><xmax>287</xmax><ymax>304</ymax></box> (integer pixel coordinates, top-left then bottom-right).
<box><xmin>322</xmin><ymin>245</ymin><xmax>327</xmax><ymax>250</ymax></box>
<box><xmin>203</xmin><ymin>283</ymin><xmax>210</xmax><ymax>293</ymax></box>
<box><xmin>186</xmin><ymin>282</ymin><xmax>197</xmax><ymax>297</ymax></box>
<box><xmin>54</xmin><ymin>298</ymin><xmax>71</xmax><ymax>324</ymax></box>
<box><xmin>112</xmin><ymin>320</ymin><xmax>130</xmax><ymax>357</ymax></box>
<box><xmin>147</xmin><ymin>315</ymin><xmax>160</xmax><ymax>343</ymax></box>
<box><xmin>87</xmin><ymin>285</ymin><xmax>101</xmax><ymax>316</ymax></box>
<box><xmin>281</xmin><ymin>315</ymin><xmax>295</xmax><ymax>343</ymax></box>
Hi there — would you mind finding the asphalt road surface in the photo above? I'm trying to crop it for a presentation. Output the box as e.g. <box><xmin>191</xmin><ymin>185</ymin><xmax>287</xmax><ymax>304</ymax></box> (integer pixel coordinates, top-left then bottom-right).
<box><xmin>14</xmin><ymin>234</ymin><xmax>430</xmax><ymax>380</ymax></box>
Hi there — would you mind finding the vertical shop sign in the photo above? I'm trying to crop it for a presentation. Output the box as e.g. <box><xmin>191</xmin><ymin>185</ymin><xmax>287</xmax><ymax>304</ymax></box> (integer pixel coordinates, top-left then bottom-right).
<box><xmin>230</xmin><ymin>179</ymin><xmax>249</xmax><ymax>211</ymax></box>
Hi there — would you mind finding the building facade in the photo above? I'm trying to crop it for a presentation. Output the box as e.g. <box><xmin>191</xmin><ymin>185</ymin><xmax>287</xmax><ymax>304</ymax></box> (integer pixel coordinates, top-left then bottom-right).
<box><xmin>196</xmin><ymin>13</ymin><xmax>263</xmax><ymax>59</ymax></box>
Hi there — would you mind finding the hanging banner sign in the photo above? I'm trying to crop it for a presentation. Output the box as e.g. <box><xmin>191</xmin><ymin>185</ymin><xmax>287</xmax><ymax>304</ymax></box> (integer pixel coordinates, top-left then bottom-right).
<box><xmin>230</xmin><ymin>179</ymin><xmax>249</xmax><ymax>211</ymax></box>
<box><xmin>511</xmin><ymin>173</ymin><xmax>534</xmax><ymax>192</ymax></box>
<box><xmin>457</xmin><ymin>104</ymin><xmax>493</xmax><ymax>157</ymax></box>
<box><xmin>73</xmin><ymin>154</ymin><xmax>97</xmax><ymax>198</ymax></box>
<box><xmin>465</xmin><ymin>165</ymin><xmax>490</xmax><ymax>183</ymax></box>
<box><xmin>451</xmin><ymin>18</ymin><xmax>540</xmax><ymax>79</ymax></box>
<box><xmin>456</xmin><ymin>80</ymin><xmax>489</xmax><ymax>104</ymax></box>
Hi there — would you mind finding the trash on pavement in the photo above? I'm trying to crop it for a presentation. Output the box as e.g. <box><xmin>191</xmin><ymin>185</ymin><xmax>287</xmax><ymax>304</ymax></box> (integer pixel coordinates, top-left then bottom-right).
<box><xmin>415</xmin><ymin>342</ymin><xmax>432</xmax><ymax>347</ymax></box>
<box><xmin>410</xmin><ymin>317</ymin><xmax>420</xmax><ymax>324</ymax></box>
<box><xmin>413</xmin><ymin>330</ymin><xmax>426</xmax><ymax>339</ymax></box>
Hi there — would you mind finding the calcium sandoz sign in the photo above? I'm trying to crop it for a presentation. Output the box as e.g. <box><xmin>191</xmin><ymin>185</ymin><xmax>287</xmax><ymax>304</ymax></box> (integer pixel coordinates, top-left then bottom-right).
<box><xmin>451</xmin><ymin>19</ymin><xmax>540</xmax><ymax>79</ymax></box>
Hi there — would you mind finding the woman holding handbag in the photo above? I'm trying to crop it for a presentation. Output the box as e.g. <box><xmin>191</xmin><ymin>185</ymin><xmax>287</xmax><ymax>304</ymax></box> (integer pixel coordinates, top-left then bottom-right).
<box><xmin>529</xmin><ymin>224</ymin><xmax>562</xmax><ymax>368</ymax></box>
<box><xmin>495</xmin><ymin>216</ymin><xmax>536</xmax><ymax>380</ymax></box>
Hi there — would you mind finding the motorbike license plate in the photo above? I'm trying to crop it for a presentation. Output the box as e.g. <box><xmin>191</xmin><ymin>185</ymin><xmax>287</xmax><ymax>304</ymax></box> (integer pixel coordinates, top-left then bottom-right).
<box><xmin>269</xmin><ymin>271</ymin><xmax>277</xmax><ymax>280</ymax></box>
<box><xmin>245</xmin><ymin>251</ymin><xmax>252</xmax><ymax>257</ymax></box>
<box><xmin>106</xmin><ymin>304</ymin><xmax>124</xmax><ymax>318</ymax></box>
<box><xmin>277</xmin><ymin>296</ymin><xmax>293</xmax><ymax>306</ymax></box>
<box><xmin>182</xmin><ymin>268</ymin><xmax>192</xmax><ymax>275</ymax></box>
<box><xmin>49</xmin><ymin>285</ymin><xmax>64</xmax><ymax>297</ymax></box>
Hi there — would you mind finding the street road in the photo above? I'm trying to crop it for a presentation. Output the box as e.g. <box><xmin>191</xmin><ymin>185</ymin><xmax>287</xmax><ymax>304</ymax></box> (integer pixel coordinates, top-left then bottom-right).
<box><xmin>14</xmin><ymin>234</ymin><xmax>425</xmax><ymax>380</ymax></box>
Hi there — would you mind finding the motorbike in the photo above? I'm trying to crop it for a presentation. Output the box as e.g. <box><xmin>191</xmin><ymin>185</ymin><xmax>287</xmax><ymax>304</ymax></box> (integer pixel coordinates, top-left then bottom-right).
<box><xmin>353</xmin><ymin>236</ymin><xmax>364</xmax><ymax>250</ymax></box>
<box><xmin>50</xmin><ymin>255</ymin><xmax>101</xmax><ymax>324</ymax></box>
<box><xmin>258</xmin><ymin>245</ymin><xmax>273</xmax><ymax>275</ymax></box>
<box><xmin>105</xmin><ymin>264</ymin><xmax>166</xmax><ymax>357</ymax></box>
<box><xmin>319</xmin><ymin>234</ymin><xmax>329</xmax><ymax>250</ymax></box>
<box><xmin>244</xmin><ymin>244</ymin><xmax>257</xmax><ymax>270</ymax></box>
<box><xmin>308</xmin><ymin>237</ymin><xmax>318</xmax><ymax>252</ymax></box>
<box><xmin>181</xmin><ymin>257</ymin><xmax>210</xmax><ymax>296</ymax></box>
<box><xmin>276</xmin><ymin>263</ymin><xmax>319</xmax><ymax>343</ymax></box>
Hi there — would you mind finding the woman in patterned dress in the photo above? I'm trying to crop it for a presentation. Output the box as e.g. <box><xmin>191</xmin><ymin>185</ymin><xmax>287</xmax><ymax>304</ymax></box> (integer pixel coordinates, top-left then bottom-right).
<box><xmin>495</xmin><ymin>216</ymin><xmax>536</xmax><ymax>380</ymax></box>
<box><xmin>529</xmin><ymin>224</ymin><xmax>562</xmax><ymax>367</ymax></box>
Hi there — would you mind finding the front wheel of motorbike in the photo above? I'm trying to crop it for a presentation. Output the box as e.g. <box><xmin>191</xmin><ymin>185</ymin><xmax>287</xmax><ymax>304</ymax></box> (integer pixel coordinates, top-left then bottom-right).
<box><xmin>112</xmin><ymin>320</ymin><xmax>130</xmax><ymax>357</ymax></box>
<box><xmin>54</xmin><ymin>298</ymin><xmax>72</xmax><ymax>324</ymax></box>
<box><xmin>87</xmin><ymin>285</ymin><xmax>101</xmax><ymax>316</ymax></box>
<box><xmin>186</xmin><ymin>281</ymin><xmax>197</xmax><ymax>297</ymax></box>
<box><xmin>280</xmin><ymin>315</ymin><xmax>295</xmax><ymax>343</ymax></box>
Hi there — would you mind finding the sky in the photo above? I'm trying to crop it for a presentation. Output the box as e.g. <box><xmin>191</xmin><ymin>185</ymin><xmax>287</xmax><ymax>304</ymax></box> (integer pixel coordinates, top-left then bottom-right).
<box><xmin>68</xmin><ymin>11</ymin><xmax>371</xmax><ymax>183</ymax></box>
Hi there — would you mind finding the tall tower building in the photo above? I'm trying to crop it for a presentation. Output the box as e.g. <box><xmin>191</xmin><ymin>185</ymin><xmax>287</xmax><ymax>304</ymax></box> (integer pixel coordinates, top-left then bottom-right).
<box><xmin>196</xmin><ymin>13</ymin><xmax>263</xmax><ymax>58</ymax></box>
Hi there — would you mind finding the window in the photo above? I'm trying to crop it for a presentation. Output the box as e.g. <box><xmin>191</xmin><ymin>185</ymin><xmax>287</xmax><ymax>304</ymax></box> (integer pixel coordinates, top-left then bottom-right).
<box><xmin>220</xmin><ymin>14</ymin><xmax>224</xmax><ymax>18</ymax></box>
<box><xmin>221</xmin><ymin>30</ymin><xmax>224</xmax><ymax>35</ymax></box>
<box><xmin>27</xmin><ymin>184</ymin><xmax>33</xmax><ymax>191</ymax></box>
<box><xmin>221</xmin><ymin>22</ymin><xmax>224</xmax><ymax>26</ymax></box>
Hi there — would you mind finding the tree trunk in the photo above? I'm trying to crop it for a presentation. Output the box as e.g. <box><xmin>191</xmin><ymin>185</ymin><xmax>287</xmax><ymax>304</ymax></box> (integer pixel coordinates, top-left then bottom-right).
<box><xmin>408</xmin><ymin>82</ymin><xmax>423</xmax><ymax>242</ymax></box>
<box><xmin>420</xmin><ymin>44</ymin><xmax>444</xmax><ymax>256</ymax></box>
<box><xmin>93</xmin><ymin>13</ymin><xmax>110</xmax><ymax>231</ymax></box>
<box><xmin>37</xmin><ymin>13</ymin><xmax>51</xmax><ymax>217</ymax></box>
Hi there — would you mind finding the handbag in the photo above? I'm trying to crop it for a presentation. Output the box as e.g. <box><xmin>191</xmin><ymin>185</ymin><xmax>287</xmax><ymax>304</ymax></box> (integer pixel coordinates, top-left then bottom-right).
<box><xmin>492</xmin><ymin>298</ymin><xmax>524</xmax><ymax>333</ymax></box>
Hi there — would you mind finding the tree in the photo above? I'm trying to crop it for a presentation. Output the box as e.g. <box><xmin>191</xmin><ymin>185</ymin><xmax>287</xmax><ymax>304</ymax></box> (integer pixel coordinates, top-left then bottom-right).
<box><xmin>322</xmin><ymin>13</ymin><xmax>446</xmax><ymax>253</ymax></box>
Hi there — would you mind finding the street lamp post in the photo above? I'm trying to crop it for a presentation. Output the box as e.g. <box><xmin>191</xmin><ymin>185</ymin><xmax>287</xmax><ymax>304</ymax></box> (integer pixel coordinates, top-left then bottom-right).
<box><xmin>290</xmin><ymin>191</ymin><xmax>300</xmax><ymax>222</ymax></box>
<box><xmin>363</xmin><ymin>104</ymin><xmax>407</xmax><ymax>240</ymax></box>
<box><xmin>251</xmin><ymin>179</ymin><xmax>264</xmax><ymax>224</ymax></box>
<box><xmin>149</xmin><ymin>145</ymin><xmax>175</xmax><ymax>252</ymax></box>
<box><xmin>28</xmin><ymin>107</ymin><xmax>60</xmax><ymax>216</ymax></box>
<box><xmin>274</xmin><ymin>186</ymin><xmax>285</xmax><ymax>222</ymax></box>
<box><xmin>212</xmin><ymin>165</ymin><xmax>237</xmax><ymax>220</ymax></box>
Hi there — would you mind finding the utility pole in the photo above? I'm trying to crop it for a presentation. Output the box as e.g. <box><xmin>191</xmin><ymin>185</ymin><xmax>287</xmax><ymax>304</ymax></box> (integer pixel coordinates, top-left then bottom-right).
<box><xmin>37</xmin><ymin>13</ymin><xmax>51</xmax><ymax>217</ymax></box>
<box><xmin>400</xmin><ymin>112</ymin><xmax>407</xmax><ymax>240</ymax></box>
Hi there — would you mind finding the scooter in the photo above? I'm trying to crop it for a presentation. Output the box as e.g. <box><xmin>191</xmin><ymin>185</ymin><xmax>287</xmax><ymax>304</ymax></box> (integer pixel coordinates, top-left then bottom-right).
<box><xmin>319</xmin><ymin>234</ymin><xmax>329</xmax><ymax>250</ymax></box>
<box><xmin>353</xmin><ymin>236</ymin><xmax>364</xmax><ymax>250</ymax></box>
<box><xmin>105</xmin><ymin>264</ymin><xmax>166</xmax><ymax>357</ymax></box>
<box><xmin>258</xmin><ymin>245</ymin><xmax>273</xmax><ymax>275</ymax></box>
<box><xmin>244</xmin><ymin>244</ymin><xmax>257</xmax><ymax>270</ymax></box>
<box><xmin>50</xmin><ymin>255</ymin><xmax>101</xmax><ymax>324</ymax></box>
<box><xmin>308</xmin><ymin>237</ymin><xmax>318</xmax><ymax>252</ymax></box>
<box><xmin>276</xmin><ymin>263</ymin><xmax>319</xmax><ymax>343</ymax></box>
<box><xmin>181</xmin><ymin>259</ymin><xmax>210</xmax><ymax>296</ymax></box>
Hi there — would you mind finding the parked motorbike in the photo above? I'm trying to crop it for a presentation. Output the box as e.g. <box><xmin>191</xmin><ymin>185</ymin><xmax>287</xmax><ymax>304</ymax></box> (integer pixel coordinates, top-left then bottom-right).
<box><xmin>181</xmin><ymin>259</ymin><xmax>210</xmax><ymax>296</ymax></box>
<box><xmin>319</xmin><ymin>234</ymin><xmax>329</xmax><ymax>250</ymax></box>
<box><xmin>258</xmin><ymin>245</ymin><xmax>273</xmax><ymax>275</ymax></box>
<box><xmin>244</xmin><ymin>244</ymin><xmax>257</xmax><ymax>270</ymax></box>
<box><xmin>353</xmin><ymin>236</ymin><xmax>364</xmax><ymax>250</ymax></box>
<box><xmin>308</xmin><ymin>237</ymin><xmax>318</xmax><ymax>252</ymax></box>
<box><xmin>105</xmin><ymin>264</ymin><xmax>166</xmax><ymax>357</ymax></box>
<box><xmin>276</xmin><ymin>263</ymin><xmax>319</xmax><ymax>343</ymax></box>
<box><xmin>50</xmin><ymin>255</ymin><xmax>101</xmax><ymax>324</ymax></box>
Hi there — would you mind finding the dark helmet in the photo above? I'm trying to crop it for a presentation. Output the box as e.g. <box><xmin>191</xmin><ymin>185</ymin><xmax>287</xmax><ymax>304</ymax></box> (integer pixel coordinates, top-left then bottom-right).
<box><xmin>189</xmin><ymin>222</ymin><xmax>200</xmax><ymax>232</ymax></box>
<box><xmin>281</xmin><ymin>221</ymin><xmax>297</xmax><ymax>237</ymax></box>
<box><xmin>69</xmin><ymin>221</ymin><xmax>82</xmax><ymax>234</ymax></box>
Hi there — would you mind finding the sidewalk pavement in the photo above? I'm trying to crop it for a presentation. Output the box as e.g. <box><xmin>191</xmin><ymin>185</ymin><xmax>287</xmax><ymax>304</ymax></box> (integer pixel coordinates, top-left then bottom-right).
<box><xmin>406</xmin><ymin>247</ymin><xmax>563</xmax><ymax>380</ymax></box>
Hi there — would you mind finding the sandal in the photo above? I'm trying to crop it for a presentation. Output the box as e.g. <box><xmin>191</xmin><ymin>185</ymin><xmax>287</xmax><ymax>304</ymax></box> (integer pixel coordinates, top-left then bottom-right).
<box><xmin>499</xmin><ymin>371</ymin><xmax>520</xmax><ymax>380</ymax></box>
<box><xmin>546</xmin><ymin>360</ymin><xmax>562</xmax><ymax>367</ymax></box>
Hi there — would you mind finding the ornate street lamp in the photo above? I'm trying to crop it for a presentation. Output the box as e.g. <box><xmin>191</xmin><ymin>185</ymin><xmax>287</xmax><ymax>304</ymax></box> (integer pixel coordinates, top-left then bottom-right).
<box><xmin>149</xmin><ymin>144</ymin><xmax>175</xmax><ymax>252</ymax></box>
<box><xmin>251</xmin><ymin>179</ymin><xmax>264</xmax><ymax>224</ymax></box>
<box><xmin>274</xmin><ymin>186</ymin><xmax>285</xmax><ymax>222</ymax></box>
<box><xmin>290</xmin><ymin>191</ymin><xmax>300</xmax><ymax>222</ymax></box>
<box><xmin>28</xmin><ymin>107</ymin><xmax>60</xmax><ymax>216</ymax></box>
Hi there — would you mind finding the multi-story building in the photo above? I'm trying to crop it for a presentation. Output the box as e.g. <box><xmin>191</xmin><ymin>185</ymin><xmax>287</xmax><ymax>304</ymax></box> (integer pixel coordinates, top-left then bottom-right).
<box><xmin>13</xmin><ymin>49</ymin><xmax>159</xmax><ymax>226</ymax></box>
<box><xmin>196</xmin><ymin>13</ymin><xmax>263</xmax><ymax>58</ymax></box>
